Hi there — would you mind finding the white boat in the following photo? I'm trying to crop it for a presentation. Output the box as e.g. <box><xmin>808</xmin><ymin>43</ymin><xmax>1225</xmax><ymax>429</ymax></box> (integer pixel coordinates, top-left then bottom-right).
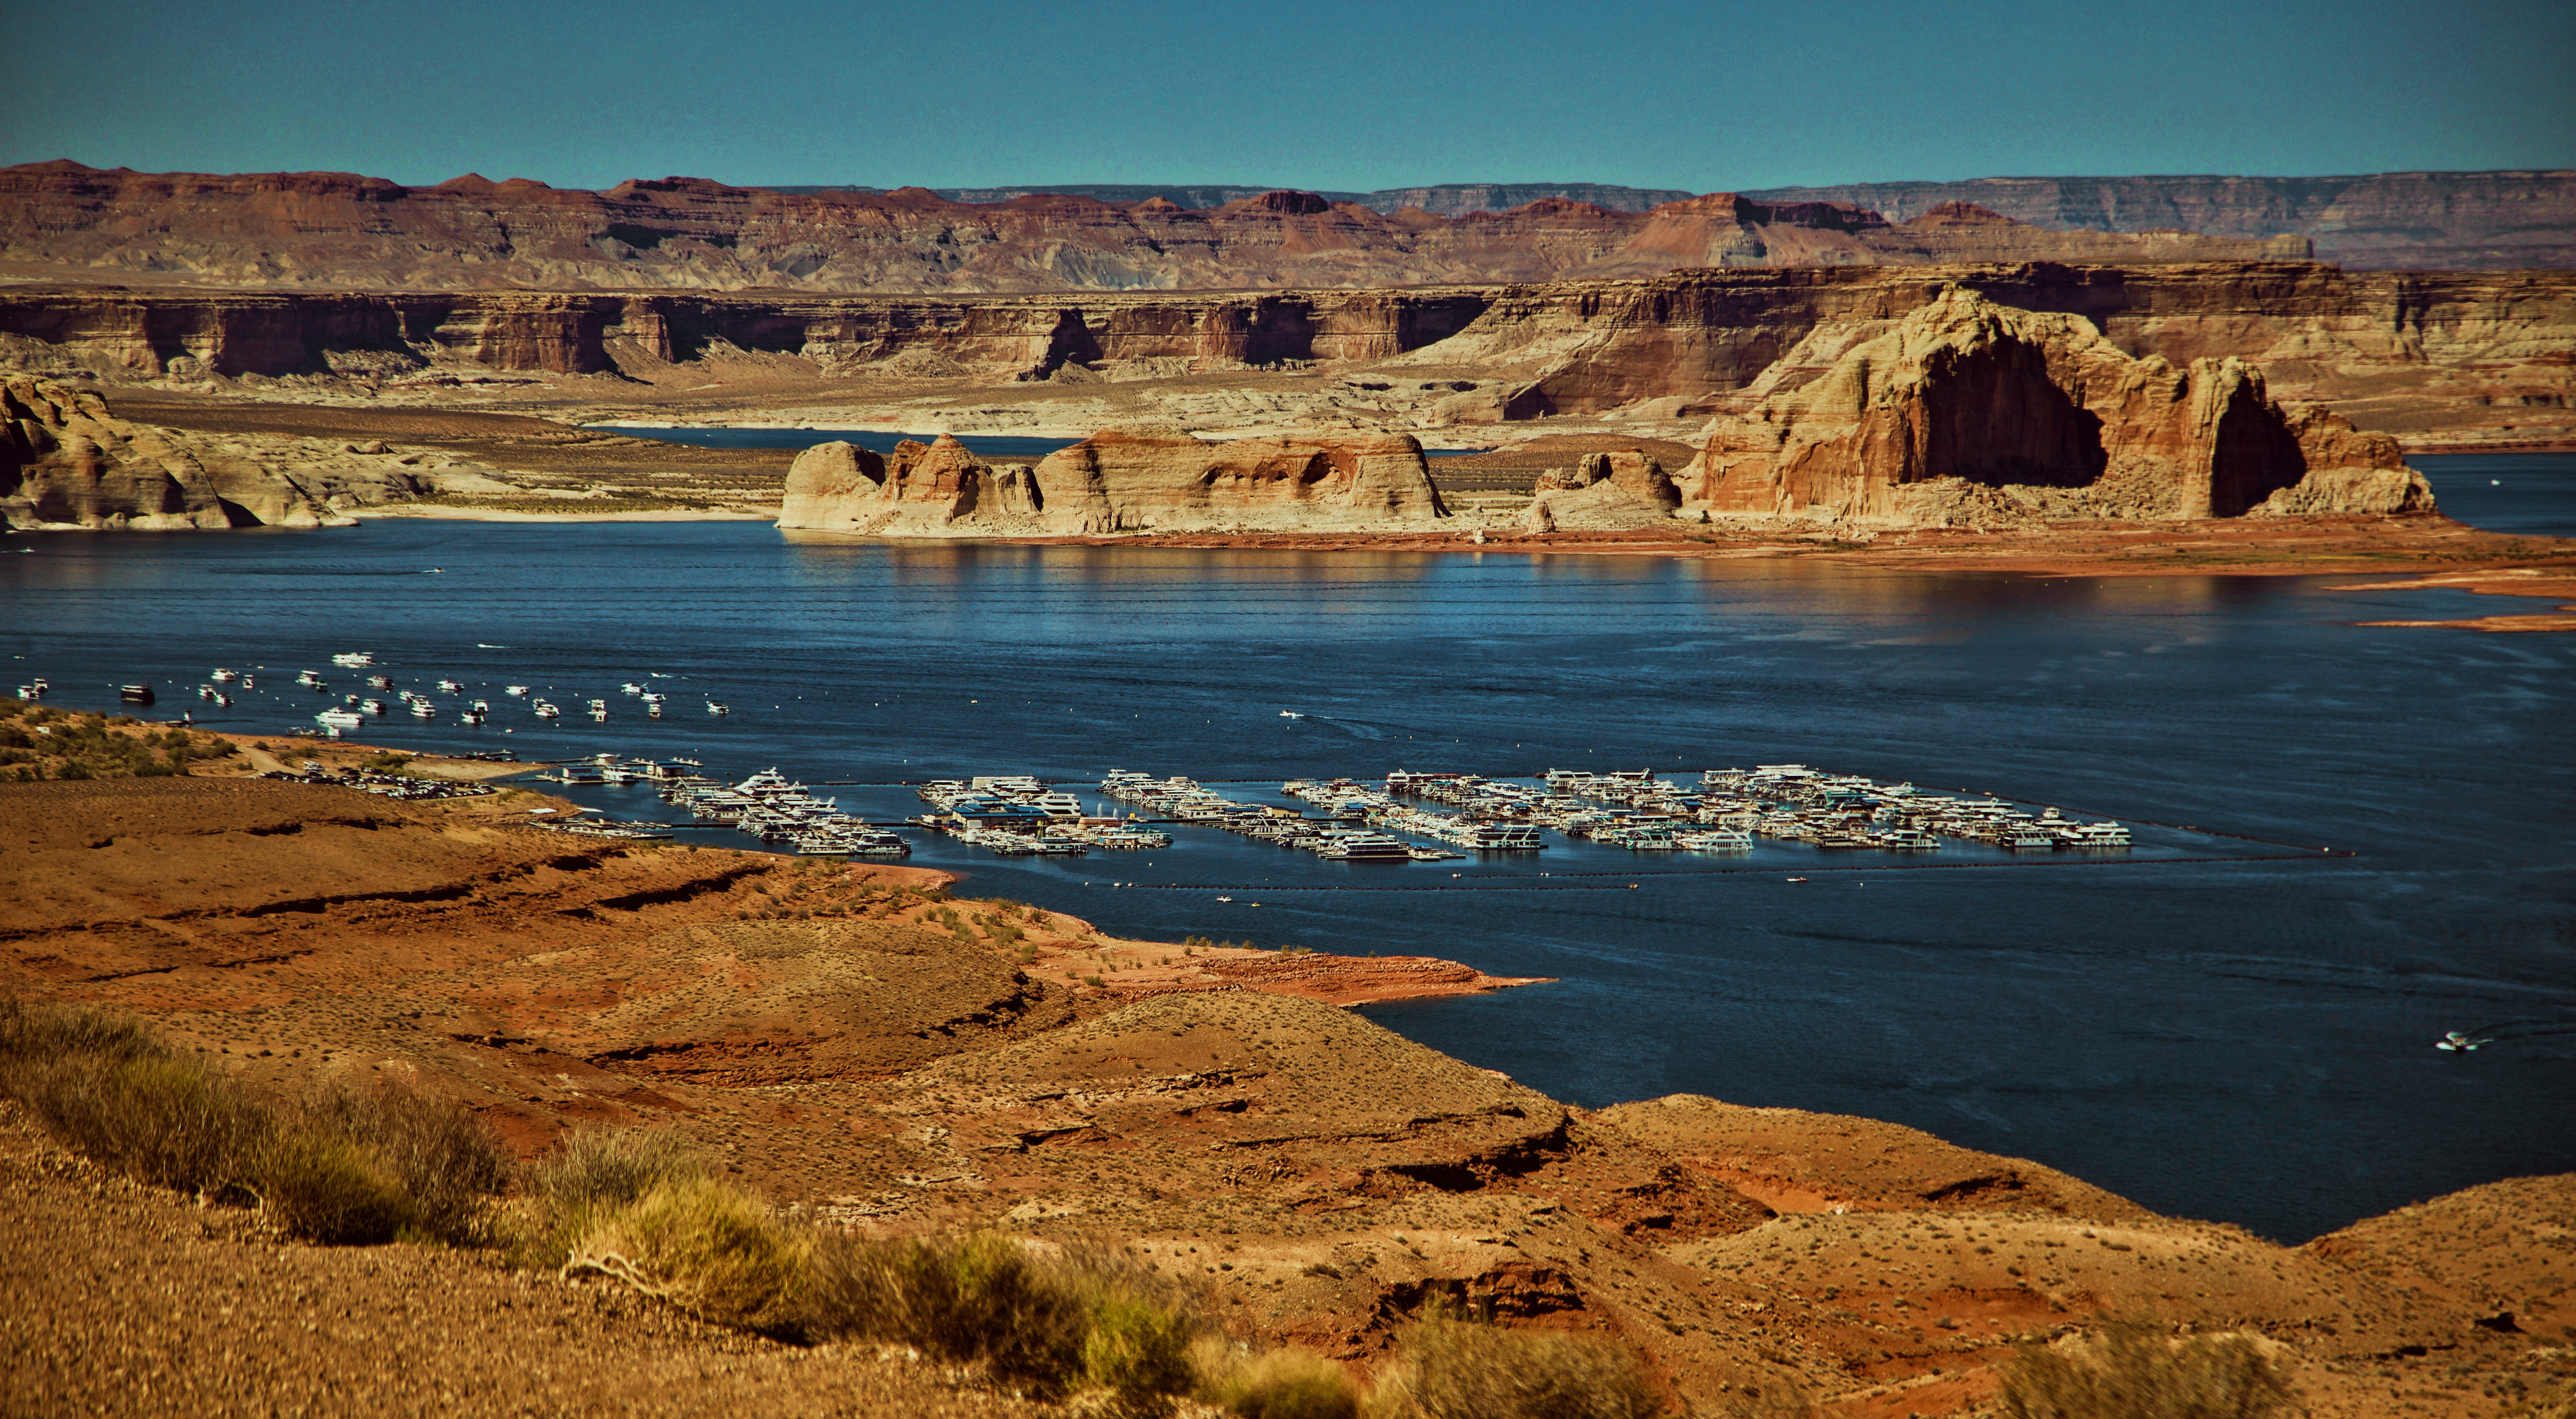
<box><xmin>533</xmin><ymin>700</ymin><xmax>561</xmax><ymax>719</ymax></box>
<box><xmin>360</xmin><ymin>699</ymin><xmax>386</xmax><ymax>716</ymax></box>
<box><xmin>505</xmin><ymin>685</ymin><xmax>530</xmax><ymax>697</ymax></box>
<box><xmin>410</xmin><ymin>701</ymin><xmax>436</xmax><ymax>719</ymax></box>
<box><xmin>210</xmin><ymin>668</ymin><xmax>237</xmax><ymax>682</ymax></box>
<box><xmin>331</xmin><ymin>652</ymin><xmax>374</xmax><ymax>668</ymax></box>
<box><xmin>470</xmin><ymin>700</ymin><xmax>490</xmax><ymax>713</ymax></box>
<box><xmin>621</xmin><ymin>682</ymin><xmax>644</xmax><ymax>695</ymax></box>
<box><xmin>296</xmin><ymin>670</ymin><xmax>324</xmax><ymax>687</ymax></box>
<box><xmin>437</xmin><ymin>679</ymin><xmax>463</xmax><ymax>693</ymax></box>
<box><xmin>315</xmin><ymin>708</ymin><xmax>363</xmax><ymax>730</ymax></box>
<box><xmin>706</xmin><ymin>700</ymin><xmax>729</xmax><ymax>715</ymax></box>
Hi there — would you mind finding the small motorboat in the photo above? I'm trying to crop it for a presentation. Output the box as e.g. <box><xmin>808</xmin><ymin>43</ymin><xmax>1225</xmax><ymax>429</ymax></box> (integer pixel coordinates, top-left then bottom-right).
<box><xmin>706</xmin><ymin>700</ymin><xmax>729</xmax><ymax>715</ymax></box>
<box><xmin>2436</xmin><ymin>1030</ymin><xmax>2494</xmax><ymax>1053</ymax></box>
<box><xmin>437</xmin><ymin>678</ymin><xmax>464</xmax><ymax>693</ymax></box>
<box><xmin>210</xmin><ymin>668</ymin><xmax>238</xmax><ymax>683</ymax></box>
<box><xmin>361</xmin><ymin>699</ymin><xmax>386</xmax><ymax>716</ymax></box>
<box><xmin>118</xmin><ymin>684</ymin><xmax>155</xmax><ymax>705</ymax></box>
<box><xmin>505</xmin><ymin>685</ymin><xmax>531</xmax><ymax>697</ymax></box>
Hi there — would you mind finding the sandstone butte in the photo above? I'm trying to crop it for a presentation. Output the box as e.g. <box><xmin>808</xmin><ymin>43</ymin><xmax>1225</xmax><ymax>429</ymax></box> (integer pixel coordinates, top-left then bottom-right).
<box><xmin>2</xmin><ymin>766</ymin><xmax>2569</xmax><ymax>1419</ymax></box>
<box><xmin>1681</xmin><ymin>287</ymin><xmax>2435</xmax><ymax>527</ymax></box>
<box><xmin>0</xmin><ymin>161</ymin><xmax>2319</xmax><ymax>294</ymax></box>
<box><xmin>779</xmin><ymin>428</ymin><xmax>1450</xmax><ymax>536</ymax></box>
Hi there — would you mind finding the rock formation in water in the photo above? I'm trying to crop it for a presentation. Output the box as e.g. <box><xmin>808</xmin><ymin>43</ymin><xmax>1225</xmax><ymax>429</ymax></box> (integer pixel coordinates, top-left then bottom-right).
<box><xmin>1033</xmin><ymin>427</ymin><xmax>1448</xmax><ymax>534</ymax></box>
<box><xmin>778</xmin><ymin>435</ymin><xmax>1044</xmax><ymax>534</ymax></box>
<box><xmin>1528</xmin><ymin>450</ymin><xmax>1686</xmax><ymax>530</ymax></box>
<box><xmin>0</xmin><ymin>161</ymin><xmax>2308</xmax><ymax>294</ymax></box>
<box><xmin>0</xmin><ymin>376</ymin><xmax>439</xmax><ymax>530</ymax></box>
<box><xmin>778</xmin><ymin>428</ymin><xmax>1449</xmax><ymax>536</ymax></box>
<box><xmin>1683</xmin><ymin>287</ymin><xmax>2435</xmax><ymax>526</ymax></box>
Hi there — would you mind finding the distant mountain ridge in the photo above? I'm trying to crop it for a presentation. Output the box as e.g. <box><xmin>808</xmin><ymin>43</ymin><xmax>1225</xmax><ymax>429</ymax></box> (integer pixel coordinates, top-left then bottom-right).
<box><xmin>0</xmin><ymin>163</ymin><xmax>2303</xmax><ymax>294</ymax></box>
<box><xmin>759</xmin><ymin>172</ymin><xmax>2576</xmax><ymax>267</ymax></box>
<box><xmin>770</xmin><ymin>182</ymin><xmax>1702</xmax><ymax>215</ymax></box>
<box><xmin>1740</xmin><ymin>171</ymin><xmax>2576</xmax><ymax>269</ymax></box>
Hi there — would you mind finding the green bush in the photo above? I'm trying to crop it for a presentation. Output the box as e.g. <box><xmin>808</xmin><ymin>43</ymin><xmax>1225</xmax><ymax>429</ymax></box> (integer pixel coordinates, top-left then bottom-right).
<box><xmin>1197</xmin><ymin>1341</ymin><xmax>1362</xmax><ymax>1419</ymax></box>
<box><xmin>1366</xmin><ymin>1312</ymin><xmax>1657</xmax><ymax>1419</ymax></box>
<box><xmin>570</xmin><ymin>1176</ymin><xmax>808</xmax><ymax>1331</ymax></box>
<box><xmin>2002</xmin><ymin>1322</ymin><xmax>2295</xmax><ymax>1419</ymax></box>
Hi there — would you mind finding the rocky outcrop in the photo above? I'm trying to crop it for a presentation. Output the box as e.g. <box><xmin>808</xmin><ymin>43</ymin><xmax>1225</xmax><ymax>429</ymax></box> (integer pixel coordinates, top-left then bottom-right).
<box><xmin>1685</xmin><ymin>288</ymin><xmax>2434</xmax><ymax>527</ymax></box>
<box><xmin>1033</xmin><ymin>428</ymin><xmax>1447</xmax><ymax>533</ymax></box>
<box><xmin>777</xmin><ymin>435</ymin><xmax>1042</xmax><ymax>534</ymax></box>
<box><xmin>0</xmin><ymin>161</ymin><xmax>2300</xmax><ymax>295</ymax></box>
<box><xmin>778</xmin><ymin>429</ymin><xmax>1449</xmax><ymax>536</ymax></box>
<box><xmin>0</xmin><ymin>377</ymin><xmax>393</xmax><ymax>530</ymax></box>
<box><xmin>1528</xmin><ymin>451</ymin><xmax>1685</xmax><ymax>530</ymax></box>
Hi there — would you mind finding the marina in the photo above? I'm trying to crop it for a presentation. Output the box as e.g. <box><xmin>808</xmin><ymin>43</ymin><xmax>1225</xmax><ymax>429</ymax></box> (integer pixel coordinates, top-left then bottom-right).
<box><xmin>7</xmin><ymin>517</ymin><xmax>2567</xmax><ymax>1246</ymax></box>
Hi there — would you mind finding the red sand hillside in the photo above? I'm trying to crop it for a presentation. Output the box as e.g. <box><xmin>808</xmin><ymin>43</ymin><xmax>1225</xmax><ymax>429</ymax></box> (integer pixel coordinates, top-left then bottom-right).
<box><xmin>2</xmin><ymin>772</ymin><xmax>2572</xmax><ymax>1416</ymax></box>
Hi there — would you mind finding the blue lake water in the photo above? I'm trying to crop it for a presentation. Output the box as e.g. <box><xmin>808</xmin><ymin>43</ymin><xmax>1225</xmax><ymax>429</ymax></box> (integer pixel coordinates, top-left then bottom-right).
<box><xmin>3</xmin><ymin>457</ymin><xmax>2570</xmax><ymax>1243</ymax></box>
<box><xmin>588</xmin><ymin>425</ymin><xmax>1481</xmax><ymax>458</ymax></box>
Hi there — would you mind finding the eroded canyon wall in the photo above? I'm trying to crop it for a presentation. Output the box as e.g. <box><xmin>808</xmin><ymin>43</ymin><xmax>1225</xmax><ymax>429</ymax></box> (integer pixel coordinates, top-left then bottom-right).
<box><xmin>2</xmin><ymin>263</ymin><xmax>2567</xmax><ymax>441</ymax></box>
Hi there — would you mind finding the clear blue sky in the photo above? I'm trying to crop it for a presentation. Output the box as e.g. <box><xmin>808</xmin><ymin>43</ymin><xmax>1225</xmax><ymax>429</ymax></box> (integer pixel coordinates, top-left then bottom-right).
<box><xmin>5</xmin><ymin>0</ymin><xmax>2569</xmax><ymax>190</ymax></box>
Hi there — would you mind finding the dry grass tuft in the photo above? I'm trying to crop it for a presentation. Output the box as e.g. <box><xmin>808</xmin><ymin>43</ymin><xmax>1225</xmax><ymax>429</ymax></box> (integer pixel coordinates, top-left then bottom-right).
<box><xmin>1196</xmin><ymin>1340</ymin><xmax>1362</xmax><ymax>1419</ymax></box>
<box><xmin>801</xmin><ymin>1230</ymin><xmax>1201</xmax><ymax>1401</ymax></box>
<box><xmin>1365</xmin><ymin>1311</ymin><xmax>1657</xmax><ymax>1419</ymax></box>
<box><xmin>2002</xmin><ymin>1321</ymin><xmax>2296</xmax><ymax>1419</ymax></box>
<box><xmin>0</xmin><ymin>998</ymin><xmax>507</xmax><ymax>1245</ymax></box>
<box><xmin>522</xmin><ymin>1125</ymin><xmax>710</xmax><ymax>1265</ymax></box>
<box><xmin>569</xmin><ymin>1175</ymin><xmax>808</xmax><ymax>1331</ymax></box>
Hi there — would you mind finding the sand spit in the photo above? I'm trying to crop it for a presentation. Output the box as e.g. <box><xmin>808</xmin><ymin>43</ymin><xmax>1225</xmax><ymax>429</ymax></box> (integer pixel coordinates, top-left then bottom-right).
<box><xmin>2</xmin><ymin>776</ymin><xmax>2571</xmax><ymax>1416</ymax></box>
<box><xmin>2334</xmin><ymin>566</ymin><xmax>2576</xmax><ymax>632</ymax></box>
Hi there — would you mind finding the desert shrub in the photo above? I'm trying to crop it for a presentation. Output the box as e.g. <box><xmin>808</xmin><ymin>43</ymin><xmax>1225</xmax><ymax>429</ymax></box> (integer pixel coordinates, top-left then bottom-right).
<box><xmin>298</xmin><ymin>1079</ymin><xmax>508</xmax><ymax>1245</ymax></box>
<box><xmin>1366</xmin><ymin>1311</ymin><xmax>1657</xmax><ymax>1419</ymax></box>
<box><xmin>0</xmin><ymin>999</ymin><xmax>269</xmax><ymax>1194</ymax></box>
<box><xmin>522</xmin><ymin>1125</ymin><xmax>710</xmax><ymax>1264</ymax></box>
<box><xmin>1085</xmin><ymin>1293</ymin><xmax>1197</xmax><ymax>1407</ymax></box>
<box><xmin>2002</xmin><ymin>1322</ymin><xmax>2295</xmax><ymax>1419</ymax></box>
<box><xmin>1196</xmin><ymin>1340</ymin><xmax>1362</xmax><ymax>1419</ymax></box>
<box><xmin>254</xmin><ymin>1125</ymin><xmax>412</xmax><ymax>1243</ymax></box>
<box><xmin>570</xmin><ymin>1175</ymin><xmax>807</xmax><ymax>1330</ymax></box>
<box><xmin>0</xmin><ymin>999</ymin><xmax>507</xmax><ymax>1245</ymax></box>
<box><xmin>802</xmin><ymin>1231</ymin><xmax>1199</xmax><ymax>1400</ymax></box>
